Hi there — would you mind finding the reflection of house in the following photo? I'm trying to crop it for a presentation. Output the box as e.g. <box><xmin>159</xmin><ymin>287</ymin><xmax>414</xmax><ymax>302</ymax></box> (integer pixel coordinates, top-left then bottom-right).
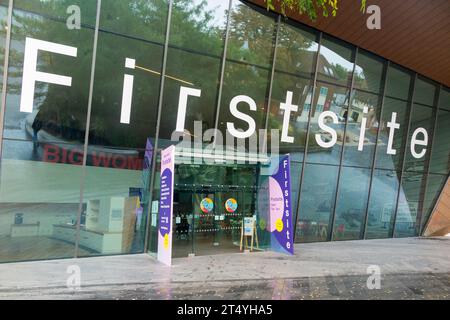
<box><xmin>349</xmin><ymin>99</ymin><xmax>377</xmax><ymax>125</ymax></box>
<box><xmin>316</xmin><ymin>53</ymin><xmax>353</xmax><ymax>84</ymax></box>
<box><xmin>271</xmin><ymin>49</ymin><xmax>373</xmax><ymax>127</ymax></box>
<box><xmin>306</xmin><ymin>53</ymin><xmax>353</xmax><ymax>123</ymax></box>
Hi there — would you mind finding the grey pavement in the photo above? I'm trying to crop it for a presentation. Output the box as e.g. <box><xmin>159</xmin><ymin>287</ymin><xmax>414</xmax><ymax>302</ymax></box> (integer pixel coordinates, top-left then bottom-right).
<box><xmin>0</xmin><ymin>237</ymin><xmax>449</xmax><ymax>300</ymax></box>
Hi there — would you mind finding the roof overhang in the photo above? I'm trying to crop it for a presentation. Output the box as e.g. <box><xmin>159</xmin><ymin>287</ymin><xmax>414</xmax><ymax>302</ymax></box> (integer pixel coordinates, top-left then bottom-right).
<box><xmin>248</xmin><ymin>0</ymin><xmax>450</xmax><ymax>88</ymax></box>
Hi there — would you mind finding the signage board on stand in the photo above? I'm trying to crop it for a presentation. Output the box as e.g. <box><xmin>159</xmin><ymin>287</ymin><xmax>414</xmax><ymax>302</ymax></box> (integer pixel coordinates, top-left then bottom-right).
<box><xmin>157</xmin><ymin>145</ymin><xmax>175</xmax><ymax>266</ymax></box>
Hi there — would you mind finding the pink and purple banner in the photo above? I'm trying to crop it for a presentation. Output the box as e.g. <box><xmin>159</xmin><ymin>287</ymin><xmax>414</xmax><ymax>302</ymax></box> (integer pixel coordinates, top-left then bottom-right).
<box><xmin>269</xmin><ymin>155</ymin><xmax>294</xmax><ymax>255</ymax></box>
<box><xmin>157</xmin><ymin>145</ymin><xmax>175</xmax><ymax>266</ymax></box>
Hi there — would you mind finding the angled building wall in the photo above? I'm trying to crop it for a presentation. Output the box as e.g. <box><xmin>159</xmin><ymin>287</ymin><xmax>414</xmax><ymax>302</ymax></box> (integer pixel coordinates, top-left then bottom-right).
<box><xmin>424</xmin><ymin>177</ymin><xmax>450</xmax><ymax>237</ymax></box>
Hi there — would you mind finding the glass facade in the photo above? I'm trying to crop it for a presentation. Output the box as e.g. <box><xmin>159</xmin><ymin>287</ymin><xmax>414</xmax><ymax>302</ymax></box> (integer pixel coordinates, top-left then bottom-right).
<box><xmin>0</xmin><ymin>0</ymin><xmax>448</xmax><ymax>263</ymax></box>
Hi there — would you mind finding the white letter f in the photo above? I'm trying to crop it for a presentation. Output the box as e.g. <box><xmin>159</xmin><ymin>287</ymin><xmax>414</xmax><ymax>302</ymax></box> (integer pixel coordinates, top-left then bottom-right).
<box><xmin>20</xmin><ymin>37</ymin><xmax>77</xmax><ymax>113</ymax></box>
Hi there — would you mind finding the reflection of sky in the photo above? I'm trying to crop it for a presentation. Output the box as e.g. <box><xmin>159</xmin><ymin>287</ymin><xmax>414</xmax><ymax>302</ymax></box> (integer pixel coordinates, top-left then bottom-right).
<box><xmin>192</xmin><ymin>0</ymin><xmax>228</xmax><ymax>29</ymax></box>
<box><xmin>308</xmin><ymin>43</ymin><xmax>319</xmax><ymax>52</ymax></box>
<box><xmin>354</xmin><ymin>65</ymin><xmax>364</xmax><ymax>77</ymax></box>
<box><xmin>320</xmin><ymin>46</ymin><xmax>353</xmax><ymax>71</ymax></box>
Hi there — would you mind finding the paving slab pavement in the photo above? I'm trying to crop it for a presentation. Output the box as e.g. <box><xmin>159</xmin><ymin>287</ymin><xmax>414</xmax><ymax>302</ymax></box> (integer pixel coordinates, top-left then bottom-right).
<box><xmin>0</xmin><ymin>237</ymin><xmax>449</xmax><ymax>299</ymax></box>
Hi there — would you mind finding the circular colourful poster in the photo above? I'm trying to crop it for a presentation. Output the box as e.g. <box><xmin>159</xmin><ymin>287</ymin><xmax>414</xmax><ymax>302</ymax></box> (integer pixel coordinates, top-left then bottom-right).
<box><xmin>225</xmin><ymin>198</ymin><xmax>238</xmax><ymax>213</ymax></box>
<box><xmin>200</xmin><ymin>198</ymin><xmax>214</xmax><ymax>213</ymax></box>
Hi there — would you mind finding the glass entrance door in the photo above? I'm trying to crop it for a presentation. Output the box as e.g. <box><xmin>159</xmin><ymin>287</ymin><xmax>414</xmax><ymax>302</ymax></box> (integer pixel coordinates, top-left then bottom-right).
<box><xmin>172</xmin><ymin>163</ymin><xmax>260</xmax><ymax>257</ymax></box>
<box><xmin>172</xmin><ymin>191</ymin><xmax>193</xmax><ymax>258</ymax></box>
<box><xmin>192</xmin><ymin>188</ymin><xmax>246</xmax><ymax>256</ymax></box>
<box><xmin>192</xmin><ymin>191</ymin><xmax>218</xmax><ymax>256</ymax></box>
<box><xmin>216</xmin><ymin>188</ymin><xmax>244</xmax><ymax>252</ymax></box>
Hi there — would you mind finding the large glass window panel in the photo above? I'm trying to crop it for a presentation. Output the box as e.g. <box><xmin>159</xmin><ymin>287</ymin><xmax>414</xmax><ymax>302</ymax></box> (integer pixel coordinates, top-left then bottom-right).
<box><xmin>0</xmin><ymin>139</ymin><xmax>84</xmax><ymax>263</ymax></box>
<box><xmin>394</xmin><ymin>171</ymin><xmax>426</xmax><ymax>238</ymax></box>
<box><xmin>317</xmin><ymin>36</ymin><xmax>355</xmax><ymax>87</ymax></box>
<box><xmin>0</xmin><ymin>2</ymin><xmax>95</xmax><ymax>263</ymax></box>
<box><xmin>375</xmin><ymin>98</ymin><xmax>409</xmax><ymax>170</ymax></box>
<box><xmin>89</xmin><ymin>0</ymin><xmax>167</xmax><ymax>148</ymax></box>
<box><xmin>306</xmin><ymin>82</ymin><xmax>349</xmax><ymax>165</ymax></box>
<box><xmin>385</xmin><ymin>65</ymin><xmax>412</xmax><ymax>100</ymax></box>
<box><xmin>216</xmin><ymin>0</ymin><xmax>276</xmax><ymax>146</ymax></box>
<box><xmin>365</xmin><ymin>169</ymin><xmax>400</xmax><ymax>239</ymax></box>
<box><xmin>159</xmin><ymin>0</ymin><xmax>227</xmax><ymax>140</ymax></box>
<box><xmin>439</xmin><ymin>87</ymin><xmax>450</xmax><ymax>111</ymax></box>
<box><xmin>342</xmin><ymin>90</ymin><xmax>380</xmax><ymax>168</ymax></box>
<box><xmin>101</xmin><ymin>0</ymin><xmax>168</xmax><ymax>44</ymax></box>
<box><xmin>3</xmin><ymin>6</ymin><xmax>95</xmax><ymax>144</ymax></box>
<box><xmin>333</xmin><ymin>167</ymin><xmax>371</xmax><ymax>241</ymax></box>
<box><xmin>76</xmin><ymin>0</ymin><xmax>170</xmax><ymax>257</ymax></box>
<box><xmin>159</xmin><ymin>48</ymin><xmax>221</xmax><ymax>140</ymax></box>
<box><xmin>404</xmin><ymin>104</ymin><xmax>434</xmax><ymax>173</ymax></box>
<box><xmin>269</xmin><ymin>73</ymin><xmax>313</xmax><ymax>162</ymax></box>
<box><xmin>421</xmin><ymin>173</ymin><xmax>447</xmax><ymax>233</ymax></box>
<box><xmin>414</xmin><ymin>78</ymin><xmax>437</xmax><ymax>107</ymax></box>
<box><xmin>217</xmin><ymin>62</ymin><xmax>270</xmax><ymax>140</ymax></box>
<box><xmin>227</xmin><ymin>0</ymin><xmax>276</xmax><ymax>69</ymax></box>
<box><xmin>274</xmin><ymin>161</ymin><xmax>302</xmax><ymax>233</ymax></box>
<box><xmin>78</xmin><ymin>148</ymin><xmax>147</xmax><ymax>257</ymax></box>
<box><xmin>296</xmin><ymin>164</ymin><xmax>339</xmax><ymax>243</ymax></box>
<box><xmin>275</xmin><ymin>22</ymin><xmax>318</xmax><ymax>77</ymax></box>
<box><xmin>291</xmin><ymin>162</ymin><xmax>302</xmax><ymax>220</ymax></box>
<box><xmin>353</xmin><ymin>50</ymin><xmax>384</xmax><ymax>94</ymax></box>
<box><xmin>170</xmin><ymin>0</ymin><xmax>228</xmax><ymax>56</ymax></box>
<box><xmin>429</xmin><ymin>110</ymin><xmax>450</xmax><ymax>174</ymax></box>
<box><xmin>89</xmin><ymin>32</ymin><xmax>163</xmax><ymax>149</ymax></box>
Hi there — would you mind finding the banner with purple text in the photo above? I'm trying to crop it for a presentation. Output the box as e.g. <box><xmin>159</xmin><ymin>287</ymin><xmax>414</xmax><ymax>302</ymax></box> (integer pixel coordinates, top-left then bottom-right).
<box><xmin>157</xmin><ymin>145</ymin><xmax>175</xmax><ymax>266</ymax></box>
<box><xmin>269</xmin><ymin>155</ymin><xmax>294</xmax><ymax>255</ymax></box>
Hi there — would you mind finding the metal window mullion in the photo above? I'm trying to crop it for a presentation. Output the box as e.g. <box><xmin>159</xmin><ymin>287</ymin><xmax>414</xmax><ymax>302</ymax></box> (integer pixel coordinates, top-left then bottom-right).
<box><xmin>213</xmin><ymin>0</ymin><xmax>233</xmax><ymax>135</ymax></box>
<box><xmin>328</xmin><ymin>46</ymin><xmax>359</xmax><ymax>241</ymax></box>
<box><xmin>421</xmin><ymin>85</ymin><xmax>444</xmax><ymax>235</ymax></box>
<box><xmin>361</xmin><ymin>60</ymin><xmax>390</xmax><ymax>240</ymax></box>
<box><xmin>143</xmin><ymin>0</ymin><xmax>173</xmax><ymax>253</ymax></box>
<box><xmin>391</xmin><ymin>73</ymin><xmax>417</xmax><ymax>238</ymax></box>
<box><xmin>293</xmin><ymin>31</ymin><xmax>322</xmax><ymax>239</ymax></box>
<box><xmin>417</xmin><ymin>84</ymin><xmax>442</xmax><ymax>235</ymax></box>
<box><xmin>0</xmin><ymin>0</ymin><xmax>14</xmax><ymax>160</ymax></box>
<box><xmin>262</xmin><ymin>14</ymin><xmax>280</xmax><ymax>152</ymax></box>
<box><xmin>74</xmin><ymin>0</ymin><xmax>102</xmax><ymax>258</ymax></box>
<box><xmin>258</xmin><ymin>13</ymin><xmax>280</xmax><ymax>231</ymax></box>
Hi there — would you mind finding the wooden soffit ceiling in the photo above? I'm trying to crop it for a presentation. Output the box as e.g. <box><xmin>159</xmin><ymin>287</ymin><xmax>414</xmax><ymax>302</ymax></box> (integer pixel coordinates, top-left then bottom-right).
<box><xmin>248</xmin><ymin>0</ymin><xmax>450</xmax><ymax>88</ymax></box>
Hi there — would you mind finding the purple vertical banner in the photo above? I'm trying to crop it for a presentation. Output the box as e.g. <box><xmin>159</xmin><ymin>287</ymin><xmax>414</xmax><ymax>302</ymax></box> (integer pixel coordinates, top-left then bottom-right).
<box><xmin>269</xmin><ymin>155</ymin><xmax>294</xmax><ymax>255</ymax></box>
<box><xmin>157</xmin><ymin>145</ymin><xmax>175</xmax><ymax>266</ymax></box>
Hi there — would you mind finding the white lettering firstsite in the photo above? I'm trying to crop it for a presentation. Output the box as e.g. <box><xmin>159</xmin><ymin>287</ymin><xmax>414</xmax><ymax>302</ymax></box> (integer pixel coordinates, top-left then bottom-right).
<box><xmin>19</xmin><ymin>37</ymin><xmax>429</xmax><ymax>161</ymax></box>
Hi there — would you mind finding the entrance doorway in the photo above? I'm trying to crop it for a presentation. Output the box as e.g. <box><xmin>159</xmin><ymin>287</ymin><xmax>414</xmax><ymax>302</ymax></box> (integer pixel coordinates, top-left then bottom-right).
<box><xmin>172</xmin><ymin>164</ymin><xmax>258</xmax><ymax>257</ymax></box>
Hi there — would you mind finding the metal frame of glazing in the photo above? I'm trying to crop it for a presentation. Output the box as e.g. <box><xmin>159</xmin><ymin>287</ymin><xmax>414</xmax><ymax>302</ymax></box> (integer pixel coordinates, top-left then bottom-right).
<box><xmin>0</xmin><ymin>0</ymin><xmax>448</xmax><ymax>261</ymax></box>
<box><xmin>361</xmin><ymin>60</ymin><xmax>389</xmax><ymax>239</ymax></box>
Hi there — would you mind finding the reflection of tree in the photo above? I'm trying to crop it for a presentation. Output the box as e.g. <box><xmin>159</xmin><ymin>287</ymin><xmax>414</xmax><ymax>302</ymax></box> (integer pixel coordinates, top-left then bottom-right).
<box><xmin>2</xmin><ymin>0</ymin><xmax>228</xmax><ymax>148</ymax></box>
<box><xmin>170</xmin><ymin>0</ymin><xmax>226</xmax><ymax>54</ymax></box>
<box><xmin>353</xmin><ymin>70</ymin><xmax>367</xmax><ymax>90</ymax></box>
<box><xmin>330</xmin><ymin>63</ymin><xmax>348</xmax><ymax>82</ymax></box>
<box><xmin>225</xmin><ymin>3</ymin><xmax>318</xmax><ymax>145</ymax></box>
<box><xmin>1</xmin><ymin>8</ymin><xmax>10</xmax><ymax>87</ymax></box>
<box><xmin>4</xmin><ymin>3</ymin><xmax>99</xmax><ymax>143</ymax></box>
<box><xmin>1</xmin><ymin>0</ymin><xmax>332</xmax><ymax>149</ymax></box>
<box><xmin>276</xmin><ymin>23</ymin><xmax>315</xmax><ymax>74</ymax></box>
<box><xmin>264</xmin><ymin>0</ymin><xmax>366</xmax><ymax>21</ymax></box>
<box><xmin>227</xmin><ymin>3</ymin><xmax>276</xmax><ymax>67</ymax></box>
